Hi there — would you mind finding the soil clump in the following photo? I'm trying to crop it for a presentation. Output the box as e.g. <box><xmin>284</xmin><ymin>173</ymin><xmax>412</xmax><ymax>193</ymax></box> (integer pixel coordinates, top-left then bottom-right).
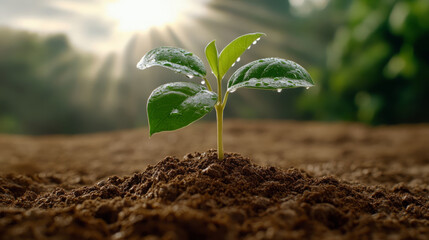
<box><xmin>1</xmin><ymin>150</ymin><xmax>428</xmax><ymax>240</ymax></box>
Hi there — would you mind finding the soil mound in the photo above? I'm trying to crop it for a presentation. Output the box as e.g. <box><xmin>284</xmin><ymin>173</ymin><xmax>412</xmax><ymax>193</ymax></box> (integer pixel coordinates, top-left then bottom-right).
<box><xmin>1</xmin><ymin>150</ymin><xmax>429</xmax><ymax>239</ymax></box>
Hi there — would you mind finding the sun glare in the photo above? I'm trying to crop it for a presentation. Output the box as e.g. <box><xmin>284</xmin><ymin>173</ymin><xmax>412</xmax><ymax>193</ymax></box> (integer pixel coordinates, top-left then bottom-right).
<box><xmin>106</xmin><ymin>0</ymin><xmax>188</xmax><ymax>31</ymax></box>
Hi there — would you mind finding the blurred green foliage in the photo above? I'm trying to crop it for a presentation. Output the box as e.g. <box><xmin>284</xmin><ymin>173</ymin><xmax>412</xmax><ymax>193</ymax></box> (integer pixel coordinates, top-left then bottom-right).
<box><xmin>300</xmin><ymin>0</ymin><xmax>429</xmax><ymax>124</ymax></box>
<box><xmin>0</xmin><ymin>28</ymin><xmax>119</xmax><ymax>134</ymax></box>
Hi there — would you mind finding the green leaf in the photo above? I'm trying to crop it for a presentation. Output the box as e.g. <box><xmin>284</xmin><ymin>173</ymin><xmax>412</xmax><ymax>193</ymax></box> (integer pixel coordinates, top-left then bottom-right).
<box><xmin>218</xmin><ymin>32</ymin><xmax>265</xmax><ymax>79</ymax></box>
<box><xmin>137</xmin><ymin>47</ymin><xmax>206</xmax><ymax>78</ymax></box>
<box><xmin>227</xmin><ymin>58</ymin><xmax>314</xmax><ymax>92</ymax></box>
<box><xmin>205</xmin><ymin>40</ymin><xmax>219</xmax><ymax>78</ymax></box>
<box><xmin>147</xmin><ymin>82</ymin><xmax>217</xmax><ymax>136</ymax></box>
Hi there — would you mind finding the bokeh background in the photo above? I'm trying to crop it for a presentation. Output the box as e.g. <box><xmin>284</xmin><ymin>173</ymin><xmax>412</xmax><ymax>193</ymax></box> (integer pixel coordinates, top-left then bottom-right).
<box><xmin>0</xmin><ymin>0</ymin><xmax>428</xmax><ymax>135</ymax></box>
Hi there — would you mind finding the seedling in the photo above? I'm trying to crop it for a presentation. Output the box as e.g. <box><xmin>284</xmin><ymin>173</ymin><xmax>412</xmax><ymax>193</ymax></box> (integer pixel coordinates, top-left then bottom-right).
<box><xmin>137</xmin><ymin>33</ymin><xmax>314</xmax><ymax>160</ymax></box>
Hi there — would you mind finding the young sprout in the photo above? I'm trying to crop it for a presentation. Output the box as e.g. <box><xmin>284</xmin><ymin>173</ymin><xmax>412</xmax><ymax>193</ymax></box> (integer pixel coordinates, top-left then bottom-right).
<box><xmin>137</xmin><ymin>33</ymin><xmax>314</xmax><ymax>160</ymax></box>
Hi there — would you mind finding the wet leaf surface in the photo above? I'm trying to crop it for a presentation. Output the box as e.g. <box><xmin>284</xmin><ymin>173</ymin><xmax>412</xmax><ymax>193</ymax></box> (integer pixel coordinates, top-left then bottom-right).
<box><xmin>205</xmin><ymin>40</ymin><xmax>219</xmax><ymax>78</ymax></box>
<box><xmin>137</xmin><ymin>46</ymin><xmax>206</xmax><ymax>78</ymax></box>
<box><xmin>228</xmin><ymin>58</ymin><xmax>314</xmax><ymax>92</ymax></box>
<box><xmin>147</xmin><ymin>82</ymin><xmax>217</xmax><ymax>136</ymax></box>
<box><xmin>218</xmin><ymin>32</ymin><xmax>265</xmax><ymax>79</ymax></box>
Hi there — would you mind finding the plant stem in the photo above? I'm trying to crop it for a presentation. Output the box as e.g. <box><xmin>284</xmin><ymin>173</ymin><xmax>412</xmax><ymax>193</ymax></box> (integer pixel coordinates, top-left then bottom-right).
<box><xmin>221</xmin><ymin>91</ymin><xmax>230</xmax><ymax>108</ymax></box>
<box><xmin>215</xmin><ymin>73</ymin><xmax>224</xmax><ymax>160</ymax></box>
<box><xmin>215</xmin><ymin>104</ymin><xmax>224</xmax><ymax>160</ymax></box>
<box><xmin>203</xmin><ymin>77</ymin><xmax>212</xmax><ymax>92</ymax></box>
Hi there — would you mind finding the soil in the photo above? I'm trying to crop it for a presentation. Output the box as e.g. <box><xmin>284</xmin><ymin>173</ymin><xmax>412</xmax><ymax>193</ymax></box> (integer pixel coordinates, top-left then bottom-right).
<box><xmin>0</xmin><ymin>120</ymin><xmax>428</xmax><ymax>240</ymax></box>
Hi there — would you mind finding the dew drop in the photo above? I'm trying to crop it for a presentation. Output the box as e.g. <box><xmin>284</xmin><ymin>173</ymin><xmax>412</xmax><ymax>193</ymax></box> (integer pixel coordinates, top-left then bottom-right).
<box><xmin>256</xmin><ymin>37</ymin><xmax>261</xmax><ymax>41</ymax></box>
<box><xmin>236</xmin><ymin>57</ymin><xmax>241</xmax><ymax>62</ymax></box>
<box><xmin>232</xmin><ymin>63</ymin><xmax>236</xmax><ymax>67</ymax></box>
<box><xmin>201</xmin><ymin>80</ymin><xmax>205</xmax><ymax>85</ymax></box>
<box><xmin>187</xmin><ymin>75</ymin><xmax>194</xmax><ymax>79</ymax></box>
<box><xmin>306</xmin><ymin>87</ymin><xmax>310</xmax><ymax>90</ymax></box>
<box><xmin>252</xmin><ymin>40</ymin><xmax>257</xmax><ymax>45</ymax></box>
<box><xmin>229</xmin><ymin>89</ymin><xmax>236</xmax><ymax>93</ymax></box>
<box><xmin>277</xmin><ymin>89</ymin><xmax>282</xmax><ymax>93</ymax></box>
<box><xmin>170</xmin><ymin>109</ymin><xmax>179</xmax><ymax>115</ymax></box>
<box><xmin>248</xmin><ymin>46</ymin><xmax>251</xmax><ymax>50</ymax></box>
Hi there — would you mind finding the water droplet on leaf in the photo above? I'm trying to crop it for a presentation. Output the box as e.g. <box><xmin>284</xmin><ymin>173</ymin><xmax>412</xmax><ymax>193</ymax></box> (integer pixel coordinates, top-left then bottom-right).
<box><xmin>248</xmin><ymin>46</ymin><xmax>251</xmax><ymax>50</ymax></box>
<box><xmin>232</xmin><ymin>63</ymin><xmax>235</xmax><ymax>67</ymax></box>
<box><xmin>229</xmin><ymin>89</ymin><xmax>236</xmax><ymax>93</ymax></box>
<box><xmin>277</xmin><ymin>89</ymin><xmax>282</xmax><ymax>93</ymax></box>
<box><xmin>170</xmin><ymin>109</ymin><xmax>179</xmax><ymax>115</ymax></box>
<box><xmin>256</xmin><ymin>37</ymin><xmax>261</xmax><ymax>41</ymax></box>
<box><xmin>236</xmin><ymin>57</ymin><xmax>241</xmax><ymax>62</ymax></box>
<box><xmin>306</xmin><ymin>87</ymin><xmax>310</xmax><ymax>90</ymax></box>
<box><xmin>187</xmin><ymin>75</ymin><xmax>194</xmax><ymax>79</ymax></box>
<box><xmin>201</xmin><ymin>80</ymin><xmax>205</xmax><ymax>85</ymax></box>
<box><xmin>253</xmin><ymin>40</ymin><xmax>257</xmax><ymax>45</ymax></box>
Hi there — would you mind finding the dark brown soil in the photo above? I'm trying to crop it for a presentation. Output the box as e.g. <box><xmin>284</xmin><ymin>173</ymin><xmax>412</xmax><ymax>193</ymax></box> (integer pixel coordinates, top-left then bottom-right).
<box><xmin>1</xmin><ymin>120</ymin><xmax>429</xmax><ymax>239</ymax></box>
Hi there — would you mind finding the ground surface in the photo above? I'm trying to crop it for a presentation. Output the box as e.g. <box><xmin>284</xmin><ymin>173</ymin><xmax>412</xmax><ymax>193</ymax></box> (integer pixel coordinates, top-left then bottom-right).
<box><xmin>0</xmin><ymin>120</ymin><xmax>428</xmax><ymax>239</ymax></box>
